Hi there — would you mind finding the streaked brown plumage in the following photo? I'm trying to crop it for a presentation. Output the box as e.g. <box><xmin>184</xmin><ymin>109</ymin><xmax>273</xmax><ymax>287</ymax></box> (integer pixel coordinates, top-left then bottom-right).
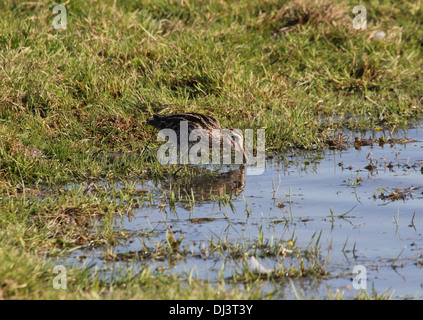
<box><xmin>147</xmin><ymin>112</ymin><xmax>247</xmax><ymax>165</ymax></box>
<box><xmin>147</xmin><ymin>113</ymin><xmax>220</xmax><ymax>135</ymax></box>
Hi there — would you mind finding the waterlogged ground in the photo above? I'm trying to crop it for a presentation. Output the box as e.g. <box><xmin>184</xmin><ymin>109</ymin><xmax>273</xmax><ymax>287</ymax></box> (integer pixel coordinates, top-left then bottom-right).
<box><xmin>61</xmin><ymin>122</ymin><xmax>423</xmax><ymax>299</ymax></box>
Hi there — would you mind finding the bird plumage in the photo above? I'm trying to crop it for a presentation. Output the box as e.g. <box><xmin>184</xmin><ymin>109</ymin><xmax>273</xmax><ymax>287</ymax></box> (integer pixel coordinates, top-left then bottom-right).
<box><xmin>147</xmin><ymin>112</ymin><xmax>247</xmax><ymax>165</ymax></box>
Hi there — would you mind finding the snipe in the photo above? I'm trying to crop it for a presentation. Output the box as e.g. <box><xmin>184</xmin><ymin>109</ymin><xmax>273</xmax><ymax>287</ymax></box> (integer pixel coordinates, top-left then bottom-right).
<box><xmin>147</xmin><ymin>112</ymin><xmax>247</xmax><ymax>165</ymax></box>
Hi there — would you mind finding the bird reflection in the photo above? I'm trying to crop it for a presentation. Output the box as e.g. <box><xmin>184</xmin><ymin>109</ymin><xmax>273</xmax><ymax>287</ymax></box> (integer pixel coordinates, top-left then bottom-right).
<box><xmin>160</xmin><ymin>166</ymin><xmax>246</xmax><ymax>201</ymax></box>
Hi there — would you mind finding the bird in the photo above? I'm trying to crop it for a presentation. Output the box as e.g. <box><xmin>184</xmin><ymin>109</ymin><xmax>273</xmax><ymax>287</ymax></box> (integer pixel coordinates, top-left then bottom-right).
<box><xmin>147</xmin><ymin>112</ymin><xmax>248</xmax><ymax>165</ymax></box>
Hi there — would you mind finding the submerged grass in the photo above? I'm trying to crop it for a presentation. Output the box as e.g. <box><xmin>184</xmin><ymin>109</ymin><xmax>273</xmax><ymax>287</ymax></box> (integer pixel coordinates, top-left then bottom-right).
<box><xmin>1</xmin><ymin>0</ymin><xmax>422</xmax><ymax>299</ymax></box>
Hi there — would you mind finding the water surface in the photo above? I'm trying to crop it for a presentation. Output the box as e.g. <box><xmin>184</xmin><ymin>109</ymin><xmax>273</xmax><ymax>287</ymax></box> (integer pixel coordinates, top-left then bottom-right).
<box><xmin>63</xmin><ymin>121</ymin><xmax>423</xmax><ymax>299</ymax></box>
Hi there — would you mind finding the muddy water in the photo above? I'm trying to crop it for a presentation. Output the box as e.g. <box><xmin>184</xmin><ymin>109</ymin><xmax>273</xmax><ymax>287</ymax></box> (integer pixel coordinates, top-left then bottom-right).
<box><xmin>63</xmin><ymin>122</ymin><xmax>423</xmax><ymax>299</ymax></box>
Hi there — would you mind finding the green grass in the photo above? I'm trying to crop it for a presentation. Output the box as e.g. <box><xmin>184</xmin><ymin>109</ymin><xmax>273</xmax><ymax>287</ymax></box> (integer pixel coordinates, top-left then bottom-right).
<box><xmin>0</xmin><ymin>236</ymin><xmax>260</xmax><ymax>299</ymax></box>
<box><xmin>0</xmin><ymin>0</ymin><xmax>422</xmax><ymax>299</ymax></box>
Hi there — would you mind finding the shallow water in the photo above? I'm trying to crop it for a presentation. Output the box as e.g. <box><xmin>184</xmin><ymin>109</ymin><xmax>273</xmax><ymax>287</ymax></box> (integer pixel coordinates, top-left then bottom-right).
<box><xmin>62</xmin><ymin>121</ymin><xmax>423</xmax><ymax>299</ymax></box>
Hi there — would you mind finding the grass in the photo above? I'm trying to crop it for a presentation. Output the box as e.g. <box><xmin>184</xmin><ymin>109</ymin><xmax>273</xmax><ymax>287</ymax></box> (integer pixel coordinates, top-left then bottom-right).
<box><xmin>0</xmin><ymin>237</ymin><xmax>260</xmax><ymax>299</ymax></box>
<box><xmin>0</xmin><ymin>0</ymin><xmax>422</xmax><ymax>299</ymax></box>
